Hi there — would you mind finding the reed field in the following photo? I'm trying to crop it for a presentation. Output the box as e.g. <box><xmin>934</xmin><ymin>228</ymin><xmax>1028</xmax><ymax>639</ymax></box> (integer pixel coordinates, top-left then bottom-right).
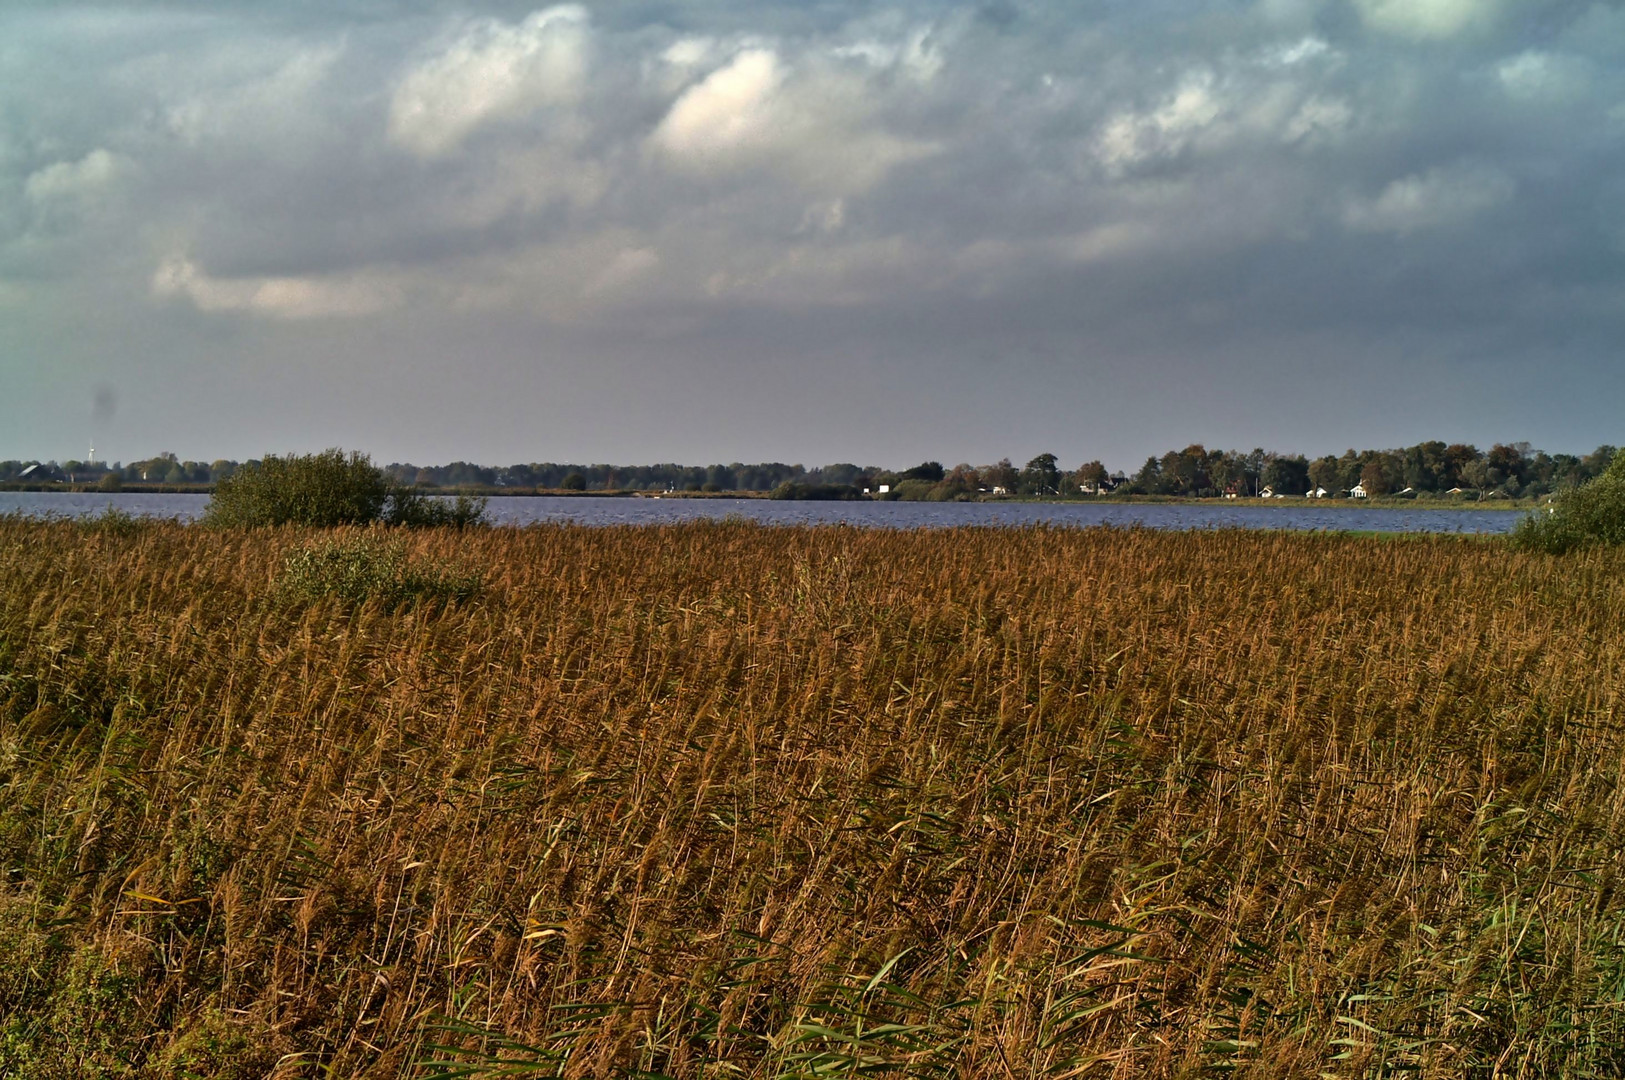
<box><xmin>5</xmin><ymin>516</ymin><xmax>1625</xmax><ymax>1078</ymax></box>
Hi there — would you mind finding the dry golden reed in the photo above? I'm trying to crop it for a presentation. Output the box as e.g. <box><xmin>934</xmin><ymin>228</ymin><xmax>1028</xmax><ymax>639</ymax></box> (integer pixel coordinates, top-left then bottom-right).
<box><xmin>2</xmin><ymin>518</ymin><xmax>1625</xmax><ymax>1078</ymax></box>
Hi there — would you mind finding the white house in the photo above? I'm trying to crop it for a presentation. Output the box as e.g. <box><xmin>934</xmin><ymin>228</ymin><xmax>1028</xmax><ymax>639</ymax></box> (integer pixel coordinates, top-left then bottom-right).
<box><xmin>1350</xmin><ymin>482</ymin><xmax>1368</xmax><ymax>498</ymax></box>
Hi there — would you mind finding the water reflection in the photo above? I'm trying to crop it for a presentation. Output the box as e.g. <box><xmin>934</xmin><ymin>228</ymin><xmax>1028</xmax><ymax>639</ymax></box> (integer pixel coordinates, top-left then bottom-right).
<box><xmin>0</xmin><ymin>492</ymin><xmax>1523</xmax><ymax>534</ymax></box>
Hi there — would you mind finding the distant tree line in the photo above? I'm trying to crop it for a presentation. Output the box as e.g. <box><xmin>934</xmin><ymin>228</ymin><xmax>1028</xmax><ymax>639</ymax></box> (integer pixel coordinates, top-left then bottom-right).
<box><xmin>1</xmin><ymin>441</ymin><xmax>1615</xmax><ymax>500</ymax></box>
<box><xmin>1126</xmin><ymin>442</ymin><xmax>1617</xmax><ymax>500</ymax></box>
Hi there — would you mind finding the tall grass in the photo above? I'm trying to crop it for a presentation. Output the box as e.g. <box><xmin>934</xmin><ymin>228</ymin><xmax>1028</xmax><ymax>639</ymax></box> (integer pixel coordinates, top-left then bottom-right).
<box><xmin>2</xmin><ymin>520</ymin><xmax>1624</xmax><ymax>1077</ymax></box>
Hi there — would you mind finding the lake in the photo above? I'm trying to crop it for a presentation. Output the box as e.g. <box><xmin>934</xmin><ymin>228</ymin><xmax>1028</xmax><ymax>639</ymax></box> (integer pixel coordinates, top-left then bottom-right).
<box><xmin>0</xmin><ymin>492</ymin><xmax>1527</xmax><ymax>533</ymax></box>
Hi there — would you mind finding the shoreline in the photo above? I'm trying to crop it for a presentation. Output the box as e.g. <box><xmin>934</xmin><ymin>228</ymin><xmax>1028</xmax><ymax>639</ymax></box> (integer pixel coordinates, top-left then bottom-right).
<box><xmin>0</xmin><ymin>486</ymin><xmax>1533</xmax><ymax>510</ymax></box>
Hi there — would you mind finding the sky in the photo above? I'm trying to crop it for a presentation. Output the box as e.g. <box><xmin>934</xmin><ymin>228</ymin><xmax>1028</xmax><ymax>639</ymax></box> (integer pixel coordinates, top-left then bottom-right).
<box><xmin>2</xmin><ymin>0</ymin><xmax>1623</xmax><ymax>472</ymax></box>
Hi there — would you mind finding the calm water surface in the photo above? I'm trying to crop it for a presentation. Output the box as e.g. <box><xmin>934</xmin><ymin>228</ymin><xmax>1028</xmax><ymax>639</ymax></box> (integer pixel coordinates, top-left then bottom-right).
<box><xmin>0</xmin><ymin>492</ymin><xmax>1525</xmax><ymax>533</ymax></box>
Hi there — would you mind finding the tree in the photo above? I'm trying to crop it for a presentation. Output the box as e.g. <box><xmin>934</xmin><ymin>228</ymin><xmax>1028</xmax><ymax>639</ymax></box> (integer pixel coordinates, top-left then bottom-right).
<box><xmin>1262</xmin><ymin>456</ymin><xmax>1309</xmax><ymax>496</ymax></box>
<box><xmin>900</xmin><ymin>461</ymin><xmax>945</xmax><ymax>483</ymax></box>
<box><xmin>1443</xmin><ymin>444</ymin><xmax>1480</xmax><ymax>489</ymax></box>
<box><xmin>983</xmin><ymin>459</ymin><xmax>1018</xmax><ymax>492</ymax></box>
<box><xmin>1488</xmin><ymin>443</ymin><xmax>1531</xmax><ymax>492</ymax></box>
<box><xmin>1359</xmin><ymin>460</ymin><xmax>1390</xmax><ymax>498</ymax></box>
<box><xmin>560</xmin><ymin>472</ymin><xmax>587</xmax><ymax>491</ymax></box>
<box><xmin>204</xmin><ymin>449</ymin><xmax>485</xmax><ymax>528</ymax></box>
<box><xmin>1403</xmin><ymin>441</ymin><xmax>1448</xmax><ymax>492</ymax></box>
<box><xmin>1073</xmin><ymin>460</ymin><xmax>1108</xmax><ymax>493</ymax></box>
<box><xmin>1307</xmin><ymin>457</ymin><xmax>1338</xmax><ymax>494</ymax></box>
<box><xmin>1513</xmin><ymin>451</ymin><xmax>1625</xmax><ymax>553</ymax></box>
<box><xmin>1020</xmin><ymin>453</ymin><xmax>1061</xmax><ymax>496</ymax></box>
<box><xmin>1460</xmin><ymin>458</ymin><xmax>1496</xmax><ymax>500</ymax></box>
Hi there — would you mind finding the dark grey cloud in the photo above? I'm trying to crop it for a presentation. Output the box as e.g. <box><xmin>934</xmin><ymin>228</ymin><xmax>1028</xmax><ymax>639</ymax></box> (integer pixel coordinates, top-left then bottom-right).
<box><xmin>3</xmin><ymin>0</ymin><xmax>1624</xmax><ymax>468</ymax></box>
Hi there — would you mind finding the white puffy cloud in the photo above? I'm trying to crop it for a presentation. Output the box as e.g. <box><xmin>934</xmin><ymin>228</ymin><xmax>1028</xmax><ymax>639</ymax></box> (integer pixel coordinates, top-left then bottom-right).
<box><xmin>648</xmin><ymin>46</ymin><xmax>937</xmax><ymax>192</ymax></box>
<box><xmin>1352</xmin><ymin>0</ymin><xmax>1501</xmax><ymax>41</ymax></box>
<box><xmin>25</xmin><ymin>149</ymin><xmax>129</xmax><ymax>204</ymax></box>
<box><xmin>151</xmin><ymin>256</ymin><xmax>402</xmax><ymax>319</ymax></box>
<box><xmin>651</xmin><ymin>48</ymin><xmax>785</xmax><ymax>165</ymax></box>
<box><xmin>662</xmin><ymin>37</ymin><xmax>717</xmax><ymax>69</ymax></box>
<box><xmin>389</xmin><ymin>5</ymin><xmax>589</xmax><ymax>158</ymax></box>
<box><xmin>1343</xmin><ymin>163</ymin><xmax>1514</xmax><ymax>235</ymax></box>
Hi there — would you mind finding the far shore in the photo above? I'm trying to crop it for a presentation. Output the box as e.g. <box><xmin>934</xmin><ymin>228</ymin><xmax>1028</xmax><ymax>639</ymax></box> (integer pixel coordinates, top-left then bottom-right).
<box><xmin>0</xmin><ymin>483</ymin><xmax>1535</xmax><ymax>508</ymax></box>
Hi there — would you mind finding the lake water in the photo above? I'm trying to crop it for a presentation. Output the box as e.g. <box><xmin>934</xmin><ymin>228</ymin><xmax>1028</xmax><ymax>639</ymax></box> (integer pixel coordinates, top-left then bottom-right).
<box><xmin>0</xmin><ymin>492</ymin><xmax>1527</xmax><ymax>533</ymax></box>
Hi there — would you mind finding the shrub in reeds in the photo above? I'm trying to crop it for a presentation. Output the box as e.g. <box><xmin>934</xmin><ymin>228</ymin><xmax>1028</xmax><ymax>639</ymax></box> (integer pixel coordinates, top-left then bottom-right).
<box><xmin>280</xmin><ymin>534</ymin><xmax>481</xmax><ymax>608</ymax></box>
<box><xmin>204</xmin><ymin>448</ymin><xmax>487</xmax><ymax>528</ymax></box>
<box><xmin>78</xmin><ymin>505</ymin><xmax>146</xmax><ymax>537</ymax></box>
<box><xmin>1512</xmin><ymin>450</ymin><xmax>1625</xmax><ymax>553</ymax></box>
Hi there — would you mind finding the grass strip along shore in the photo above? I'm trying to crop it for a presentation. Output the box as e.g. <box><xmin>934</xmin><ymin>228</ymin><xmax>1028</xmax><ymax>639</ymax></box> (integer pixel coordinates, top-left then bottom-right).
<box><xmin>3</xmin><ymin>519</ymin><xmax>1625</xmax><ymax>1076</ymax></box>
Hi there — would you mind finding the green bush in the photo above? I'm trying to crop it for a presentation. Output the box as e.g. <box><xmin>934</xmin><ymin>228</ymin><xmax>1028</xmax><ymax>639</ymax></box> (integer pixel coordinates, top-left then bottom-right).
<box><xmin>769</xmin><ymin>482</ymin><xmax>863</xmax><ymax>501</ymax></box>
<box><xmin>890</xmin><ymin>478</ymin><xmax>942</xmax><ymax>501</ymax></box>
<box><xmin>80</xmin><ymin>506</ymin><xmax>146</xmax><ymax>537</ymax></box>
<box><xmin>389</xmin><ymin>488</ymin><xmax>488</xmax><ymax>528</ymax></box>
<box><xmin>203</xmin><ymin>449</ymin><xmax>486</xmax><ymax>528</ymax></box>
<box><xmin>1511</xmin><ymin>452</ymin><xmax>1625</xmax><ymax>553</ymax></box>
<box><xmin>280</xmin><ymin>535</ymin><xmax>482</xmax><ymax>608</ymax></box>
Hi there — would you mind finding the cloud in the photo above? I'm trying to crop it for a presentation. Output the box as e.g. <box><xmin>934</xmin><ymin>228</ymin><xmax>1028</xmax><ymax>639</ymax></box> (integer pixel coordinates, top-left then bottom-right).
<box><xmin>1497</xmin><ymin>50</ymin><xmax>1590</xmax><ymax>104</ymax></box>
<box><xmin>1264</xmin><ymin>36</ymin><xmax>1335</xmax><ymax>67</ymax></box>
<box><xmin>161</xmin><ymin>42</ymin><xmax>344</xmax><ymax>151</ymax></box>
<box><xmin>832</xmin><ymin>27</ymin><xmax>945</xmax><ymax>82</ymax></box>
<box><xmin>1283</xmin><ymin>95</ymin><xmax>1353</xmax><ymax>144</ymax></box>
<box><xmin>389</xmin><ymin>5</ymin><xmax>589</xmax><ymax>158</ymax></box>
<box><xmin>1343</xmin><ymin>163</ymin><xmax>1515</xmax><ymax>235</ymax></box>
<box><xmin>25</xmin><ymin>149</ymin><xmax>128</xmax><ymax>204</ymax></box>
<box><xmin>648</xmin><ymin>46</ymin><xmax>938</xmax><ymax>193</ymax></box>
<box><xmin>584</xmin><ymin>247</ymin><xmax>658</xmax><ymax>296</ymax></box>
<box><xmin>1095</xmin><ymin>73</ymin><xmax>1226</xmax><ymax>171</ymax></box>
<box><xmin>1352</xmin><ymin>0</ymin><xmax>1501</xmax><ymax>41</ymax></box>
<box><xmin>6</xmin><ymin>0</ymin><xmax>1625</xmax><ymax>469</ymax></box>
<box><xmin>151</xmin><ymin>256</ymin><xmax>401</xmax><ymax>319</ymax></box>
<box><xmin>1054</xmin><ymin>222</ymin><xmax>1158</xmax><ymax>264</ymax></box>
<box><xmin>651</xmin><ymin>48</ymin><xmax>785</xmax><ymax>165</ymax></box>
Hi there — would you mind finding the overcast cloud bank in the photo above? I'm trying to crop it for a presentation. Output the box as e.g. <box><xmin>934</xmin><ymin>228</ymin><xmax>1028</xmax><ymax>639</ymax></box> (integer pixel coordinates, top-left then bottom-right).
<box><xmin>3</xmin><ymin>1</ymin><xmax>1622</xmax><ymax>468</ymax></box>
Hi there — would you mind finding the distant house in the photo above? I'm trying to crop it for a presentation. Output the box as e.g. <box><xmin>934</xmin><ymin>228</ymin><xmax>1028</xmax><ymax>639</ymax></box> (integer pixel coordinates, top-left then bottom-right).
<box><xmin>1308</xmin><ymin>486</ymin><xmax>1330</xmax><ymax>498</ymax></box>
<box><xmin>1446</xmin><ymin>487</ymin><xmax>1468</xmax><ymax>495</ymax></box>
<box><xmin>1350</xmin><ymin>482</ymin><xmax>1368</xmax><ymax>498</ymax></box>
<box><xmin>1259</xmin><ymin>486</ymin><xmax>1275</xmax><ymax>499</ymax></box>
<box><xmin>990</xmin><ymin>486</ymin><xmax>1009</xmax><ymax>496</ymax></box>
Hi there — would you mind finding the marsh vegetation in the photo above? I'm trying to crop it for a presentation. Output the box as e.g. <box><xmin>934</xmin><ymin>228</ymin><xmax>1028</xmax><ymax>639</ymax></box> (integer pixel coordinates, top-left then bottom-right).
<box><xmin>2</xmin><ymin>519</ymin><xmax>1625</xmax><ymax>1076</ymax></box>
